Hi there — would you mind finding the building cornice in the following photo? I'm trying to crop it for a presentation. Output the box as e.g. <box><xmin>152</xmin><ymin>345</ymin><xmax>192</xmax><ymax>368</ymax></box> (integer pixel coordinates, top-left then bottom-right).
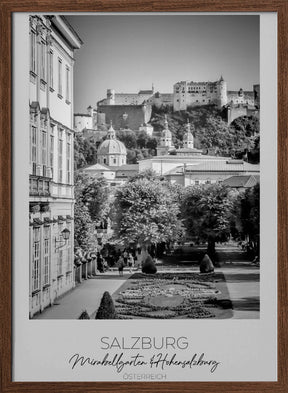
<box><xmin>51</xmin><ymin>16</ymin><xmax>82</xmax><ymax>49</ymax></box>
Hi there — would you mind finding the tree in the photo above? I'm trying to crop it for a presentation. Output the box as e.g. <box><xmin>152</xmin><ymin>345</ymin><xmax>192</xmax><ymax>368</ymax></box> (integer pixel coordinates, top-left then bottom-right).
<box><xmin>229</xmin><ymin>115</ymin><xmax>260</xmax><ymax>163</ymax></box>
<box><xmin>146</xmin><ymin>137</ymin><xmax>158</xmax><ymax>151</ymax></box>
<box><xmin>230</xmin><ymin>115</ymin><xmax>259</xmax><ymax>138</ymax></box>
<box><xmin>74</xmin><ymin>171</ymin><xmax>110</xmax><ymax>252</ymax></box>
<box><xmin>116</xmin><ymin>130</ymin><xmax>137</xmax><ymax>149</ymax></box>
<box><xmin>74</xmin><ymin>133</ymin><xmax>87</xmax><ymax>169</ymax></box>
<box><xmin>182</xmin><ymin>184</ymin><xmax>235</xmax><ymax>263</ymax></box>
<box><xmin>233</xmin><ymin>183</ymin><xmax>260</xmax><ymax>257</ymax></box>
<box><xmin>113</xmin><ymin>178</ymin><xmax>184</xmax><ymax>258</ymax></box>
<box><xmin>80</xmin><ymin>176</ymin><xmax>110</xmax><ymax>223</ymax></box>
<box><xmin>74</xmin><ymin>133</ymin><xmax>98</xmax><ymax>169</ymax></box>
<box><xmin>74</xmin><ymin>198</ymin><xmax>94</xmax><ymax>251</ymax></box>
<box><xmin>136</xmin><ymin>131</ymin><xmax>150</xmax><ymax>149</ymax></box>
<box><xmin>95</xmin><ymin>291</ymin><xmax>116</xmax><ymax>319</ymax></box>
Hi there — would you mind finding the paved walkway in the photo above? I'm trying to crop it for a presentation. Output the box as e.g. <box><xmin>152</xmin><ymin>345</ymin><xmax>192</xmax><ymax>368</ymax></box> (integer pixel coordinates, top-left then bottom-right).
<box><xmin>220</xmin><ymin>263</ymin><xmax>260</xmax><ymax>319</ymax></box>
<box><xmin>34</xmin><ymin>270</ymin><xmax>133</xmax><ymax>319</ymax></box>
<box><xmin>34</xmin><ymin>263</ymin><xmax>260</xmax><ymax>320</ymax></box>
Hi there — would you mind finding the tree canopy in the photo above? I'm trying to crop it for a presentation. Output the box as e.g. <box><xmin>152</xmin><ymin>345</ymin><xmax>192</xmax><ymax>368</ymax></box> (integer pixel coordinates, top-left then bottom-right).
<box><xmin>233</xmin><ymin>183</ymin><xmax>260</xmax><ymax>243</ymax></box>
<box><xmin>74</xmin><ymin>171</ymin><xmax>110</xmax><ymax>251</ymax></box>
<box><xmin>113</xmin><ymin>177</ymin><xmax>184</xmax><ymax>248</ymax></box>
<box><xmin>74</xmin><ymin>133</ymin><xmax>98</xmax><ymax>169</ymax></box>
<box><xmin>181</xmin><ymin>183</ymin><xmax>235</xmax><ymax>260</ymax></box>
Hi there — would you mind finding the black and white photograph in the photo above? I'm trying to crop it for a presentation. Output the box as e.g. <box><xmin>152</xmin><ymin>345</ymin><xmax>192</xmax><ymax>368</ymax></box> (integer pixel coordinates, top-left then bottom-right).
<box><xmin>28</xmin><ymin>14</ymin><xmax>260</xmax><ymax>321</ymax></box>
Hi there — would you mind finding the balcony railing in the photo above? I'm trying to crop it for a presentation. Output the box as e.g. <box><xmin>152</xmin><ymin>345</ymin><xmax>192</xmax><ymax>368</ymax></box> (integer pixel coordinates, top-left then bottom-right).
<box><xmin>29</xmin><ymin>176</ymin><xmax>51</xmax><ymax>197</ymax></box>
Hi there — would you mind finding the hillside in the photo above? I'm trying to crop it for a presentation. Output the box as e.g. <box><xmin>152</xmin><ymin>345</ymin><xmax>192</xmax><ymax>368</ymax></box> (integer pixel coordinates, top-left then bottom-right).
<box><xmin>150</xmin><ymin>105</ymin><xmax>260</xmax><ymax>162</ymax></box>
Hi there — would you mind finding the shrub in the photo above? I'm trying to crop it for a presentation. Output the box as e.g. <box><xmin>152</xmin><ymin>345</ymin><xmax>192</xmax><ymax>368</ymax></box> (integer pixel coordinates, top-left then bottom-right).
<box><xmin>78</xmin><ymin>310</ymin><xmax>90</xmax><ymax>319</ymax></box>
<box><xmin>142</xmin><ymin>255</ymin><xmax>157</xmax><ymax>274</ymax></box>
<box><xmin>95</xmin><ymin>291</ymin><xmax>116</xmax><ymax>319</ymax></box>
<box><xmin>200</xmin><ymin>254</ymin><xmax>214</xmax><ymax>273</ymax></box>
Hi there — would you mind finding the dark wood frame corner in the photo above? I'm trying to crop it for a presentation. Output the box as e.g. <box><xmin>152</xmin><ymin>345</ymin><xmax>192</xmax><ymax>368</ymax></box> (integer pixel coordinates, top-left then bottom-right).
<box><xmin>0</xmin><ymin>1</ymin><xmax>287</xmax><ymax>392</ymax></box>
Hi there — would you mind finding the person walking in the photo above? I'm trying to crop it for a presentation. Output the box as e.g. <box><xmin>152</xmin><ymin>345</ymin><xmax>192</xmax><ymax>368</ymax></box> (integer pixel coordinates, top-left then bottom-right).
<box><xmin>117</xmin><ymin>255</ymin><xmax>124</xmax><ymax>277</ymax></box>
<box><xmin>123</xmin><ymin>249</ymin><xmax>128</xmax><ymax>265</ymax></box>
<box><xmin>128</xmin><ymin>253</ymin><xmax>134</xmax><ymax>273</ymax></box>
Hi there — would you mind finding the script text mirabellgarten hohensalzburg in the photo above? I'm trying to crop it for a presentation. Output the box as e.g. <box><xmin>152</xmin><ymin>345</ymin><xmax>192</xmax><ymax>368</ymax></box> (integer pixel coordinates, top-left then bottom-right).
<box><xmin>68</xmin><ymin>336</ymin><xmax>221</xmax><ymax>374</ymax></box>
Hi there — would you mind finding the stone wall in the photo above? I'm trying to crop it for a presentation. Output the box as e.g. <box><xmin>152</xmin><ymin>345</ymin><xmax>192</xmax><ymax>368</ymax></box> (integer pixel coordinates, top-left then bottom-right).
<box><xmin>97</xmin><ymin>104</ymin><xmax>152</xmax><ymax>130</ymax></box>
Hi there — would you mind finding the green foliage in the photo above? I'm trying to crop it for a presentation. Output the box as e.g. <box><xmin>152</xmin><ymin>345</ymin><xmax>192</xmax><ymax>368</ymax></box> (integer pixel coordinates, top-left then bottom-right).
<box><xmin>182</xmin><ymin>183</ymin><xmax>234</xmax><ymax>244</ymax></box>
<box><xmin>230</xmin><ymin>115</ymin><xmax>259</xmax><ymax>137</ymax></box>
<box><xmin>233</xmin><ymin>183</ymin><xmax>260</xmax><ymax>241</ymax></box>
<box><xmin>108</xmin><ymin>130</ymin><xmax>158</xmax><ymax>164</ymax></box>
<box><xmin>95</xmin><ymin>291</ymin><xmax>116</xmax><ymax>319</ymax></box>
<box><xmin>142</xmin><ymin>255</ymin><xmax>157</xmax><ymax>274</ymax></box>
<box><xmin>80</xmin><ymin>176</ymin><xmax>110</xmax><ymax>222</ymax></box>
<box><xmin>150</xmin><ymin>107</ymin><xmax>259</xmax><ymax>161</ymax></box>
<box><xmin>116</xmin><ymin>130</ymin><xmax>137</xmax><ymax>149</ymax></box>
<box><xmin>78</xmin><ymin>310</ymin><xmax>90</xmax><ymax>319</ymax></box>
<box><xmin>200</xmin><ymin>254</ymin><xmax>214</xmax><ymax>274</ymax></box>
<box><xmin>128</xmin><ymin>169</ymin><xmax>164</xmax><ymax>183</ymax></box>
<box><xmin>113</xmin><ymin>177</ymin><xmax>184</xmax><ymax>248</ymax></box>
<box><xmin>74</xmin><ymin>171</ymin><xmax>110</xmax><ymax>252</ymax></box>
<box><xmin>74</xmin><ymin>133</ymin><xmax>98</xmax><ymax>169</ymax></box>
<box><xmin>74</xmin><ymin>201</ymin><xmax>93</xmax><ymax>251</ymax></box>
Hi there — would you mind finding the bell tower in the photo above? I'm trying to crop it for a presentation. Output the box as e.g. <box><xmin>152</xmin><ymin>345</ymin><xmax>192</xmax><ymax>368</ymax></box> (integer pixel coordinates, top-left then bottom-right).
<box><xmin>183</xmin><ymin>119</ymin><xmax>194</xmax><ymax>149</ymax></box>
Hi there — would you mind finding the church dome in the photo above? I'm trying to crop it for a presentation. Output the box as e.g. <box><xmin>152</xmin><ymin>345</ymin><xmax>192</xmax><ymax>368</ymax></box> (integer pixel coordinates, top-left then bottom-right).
<box><xmin>98</xmin><ymin>123</ymin><xmax>127</xmax><ymax>156</ymax></box>
<box><xmin>97</xmin><ymin>122</ymin><xmax>127</xmax><ymax>167</ymax></box>
<box><xmin>98</xmin><ymin>138</ymin><xmax>126</xmax><ymax>156</ymax></box>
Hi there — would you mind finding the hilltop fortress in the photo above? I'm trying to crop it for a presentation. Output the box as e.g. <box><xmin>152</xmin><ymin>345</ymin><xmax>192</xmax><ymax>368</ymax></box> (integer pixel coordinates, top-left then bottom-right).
<box><xmin>173</xmin><ymin>77</ymin><xmax>257</xmax><ymax>111</ymax></box>
<box><xmin>74</xmin><ymin>77</ymin><xmax>259</xmax><ymax>132</ymax></box>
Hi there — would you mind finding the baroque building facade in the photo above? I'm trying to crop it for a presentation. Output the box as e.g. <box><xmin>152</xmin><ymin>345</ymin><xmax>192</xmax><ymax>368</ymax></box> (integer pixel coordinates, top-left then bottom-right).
<box><xmin>29</xmin><ymin>15</ymin><xmax>82</xmax><ymax>317</ymax></box>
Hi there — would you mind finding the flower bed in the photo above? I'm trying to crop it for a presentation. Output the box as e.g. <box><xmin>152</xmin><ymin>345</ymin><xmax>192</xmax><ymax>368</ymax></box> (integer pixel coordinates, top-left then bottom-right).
<box><xmin>113</xmin><ymin>272</ymin><xmax>228</xmax><ymax>319</ymax></box>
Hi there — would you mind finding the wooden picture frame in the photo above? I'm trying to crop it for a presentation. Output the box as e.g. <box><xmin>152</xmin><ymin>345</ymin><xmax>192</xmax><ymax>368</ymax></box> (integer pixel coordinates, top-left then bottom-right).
<box><xmin>0</xmin><ymin>0</ymin><xmax>287</xmax><ymax>392</ymax></box>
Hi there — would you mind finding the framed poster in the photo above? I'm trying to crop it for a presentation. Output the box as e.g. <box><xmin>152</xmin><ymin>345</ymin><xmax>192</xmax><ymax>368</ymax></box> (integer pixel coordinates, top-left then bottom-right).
<box><xmin>0</xmin><ymin>1</ymin><xmax>287</xmax><ymax>392</ymax></box>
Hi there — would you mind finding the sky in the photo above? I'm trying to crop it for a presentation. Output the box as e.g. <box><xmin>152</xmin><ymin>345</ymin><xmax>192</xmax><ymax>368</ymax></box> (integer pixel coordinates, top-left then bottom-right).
<box><xmin>66</xmin><ymin>15</ymin><xmax>259</xmax><ymax>113</ymax></box>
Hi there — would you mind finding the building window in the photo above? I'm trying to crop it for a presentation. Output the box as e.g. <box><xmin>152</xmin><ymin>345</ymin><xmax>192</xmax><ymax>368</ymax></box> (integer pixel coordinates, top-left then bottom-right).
<box><xmin>66</xmin><ymin>67</ymin><xmax>70</xmax><ymax>102</ymax></box>
<box><xmin>43</xmin><ymin>226</ymin><xmax>50</xmax><ymax>285</ymax></box>
<box><xmin>58</xmin><ymin>58</ymin><xmax>62</xmax><ymax>97</ymax></box>
<box><xmin>50</xmin><ymin>133</ymin><xmax>54</xmax><ymax>172</ymax></box>
<box><xmin>30</xmin><ymin>125</ymin><xmax>37</xmax><ymax>170</ymax></box>
<box><xmin>49</xmin><ymin>50</ymin><xmax>53</xmax><ymax>89</ymax></box>
<box><xmin>32</xmin><ymin>227</ymin><xmax>40</xmax><ymax>292</ymax></box>
<box><xmin>41</xmin><ymin>130</ymin><xmax>47</xmax><ymax>167</ymax></box>
<box><xmin>30</xmin><ymin>30</ymin><xmax>36</xmax><ymax>73</ymax></box>
<box><xmin>58</xmin><ymin>130</ymin><xmax>63</xmax><ymax>183</ymax></box>
<box><xmin>67</xmin><ymin>135</ymin><xmax>71</xmax><ymax>184</ymax></box>
<box><xmin>40</xmin><ymin>41</ymin><xmax>46</xmax><ymax>81</ymax></box>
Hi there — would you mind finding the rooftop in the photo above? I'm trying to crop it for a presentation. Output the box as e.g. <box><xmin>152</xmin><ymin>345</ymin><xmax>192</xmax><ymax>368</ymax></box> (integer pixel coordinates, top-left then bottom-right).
<box><xmin>165</xmin><ymin>161</ymin><xmax>260</xmax><ymax>175</ymax></box>
<box><xmin>222</xmin><ymin>175</ymin><xmax>260</xmax><ymax>188</ymax></box>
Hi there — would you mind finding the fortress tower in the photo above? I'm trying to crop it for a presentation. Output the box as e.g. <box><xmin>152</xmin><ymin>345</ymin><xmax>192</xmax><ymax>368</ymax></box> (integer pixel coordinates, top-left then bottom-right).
<box><xmin>106</xmin><ymin>89</ymin><xmax>115</xmax><ymax>105</ymax></box>
<box><xmin>217</xmin><ymin>75</ymin><xmax>228</xmax><ymax>108</ymax></box>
